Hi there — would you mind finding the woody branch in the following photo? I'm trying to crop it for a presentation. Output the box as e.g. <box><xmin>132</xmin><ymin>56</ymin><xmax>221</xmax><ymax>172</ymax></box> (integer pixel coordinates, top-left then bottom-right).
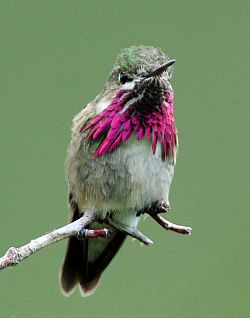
<box><xmin>0</xmin><ymin>210</ymin><xmax>110</xmax><ymax>270</ymax></box>
<box><xmin>0</xmin><ymin>210</ymin><xmax>192</xmax><ymax>271</ymax></box>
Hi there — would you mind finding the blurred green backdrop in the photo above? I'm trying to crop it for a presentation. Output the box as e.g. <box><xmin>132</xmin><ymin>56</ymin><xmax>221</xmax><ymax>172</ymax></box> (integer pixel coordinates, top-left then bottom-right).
<box><xmin>0</xmin><ymin>1</ymin><xmax>249</xmax><ymax>317</ymax></box>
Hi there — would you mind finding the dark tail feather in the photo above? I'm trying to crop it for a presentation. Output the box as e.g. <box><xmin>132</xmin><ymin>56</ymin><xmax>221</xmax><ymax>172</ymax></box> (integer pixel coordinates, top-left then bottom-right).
<box><xmin>60</xmin><ymin>196</ymin><xmax>127</xmax><ymax>296</ymax></box>
<box><xmin>79</xmin><ymin>230</ymin><xmax>126</xmax><ymax>296</ymax></box>
<box><xmin>60</xmin><ymin>236</ymin><xmax>83</xmax><ymax>294</ymax></box>
<box><xmin>79</xmin><ymin>274</ymin><xmax>102</xmax><ymax>297</ymax></box>
<box><xmin>60</xmin><ymin>200</ymin><xmax>83</xmax><ymax>295</ymax></box>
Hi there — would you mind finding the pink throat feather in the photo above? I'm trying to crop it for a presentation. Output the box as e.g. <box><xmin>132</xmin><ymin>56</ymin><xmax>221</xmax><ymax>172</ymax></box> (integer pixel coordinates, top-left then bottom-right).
<box><xmin>81</xmin><ymin>89</ymin><xmax>176</xmax><ymax>159</ymax></box>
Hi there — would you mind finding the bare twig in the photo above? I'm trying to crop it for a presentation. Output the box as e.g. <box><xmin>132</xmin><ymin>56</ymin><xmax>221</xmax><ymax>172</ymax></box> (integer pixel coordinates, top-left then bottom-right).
<box><xmin>0</xmin><ymin>210</ymin><xmax>110</xmax><ymax>270</ymax></box>
<box><xmin>0</xmin><ymin>208</ymin><xmax>192</xmax><ymax>271</ymax></box>
<box><xmin>106</xmin><ymin>218</ymin><xmax>154</xmax><ymax>245</ymax></box>
<box><xmin>149</xmin><ymin>213</ymin><xmax>192</xmax><ymax>235</ymax></box>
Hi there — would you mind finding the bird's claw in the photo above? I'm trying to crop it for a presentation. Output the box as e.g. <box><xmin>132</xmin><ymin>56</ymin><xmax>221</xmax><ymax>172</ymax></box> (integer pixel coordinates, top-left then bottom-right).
<box><xmin>136</xmin><ymin>201</ymin><xmax>170</xmax><ymax>217</ymax></box>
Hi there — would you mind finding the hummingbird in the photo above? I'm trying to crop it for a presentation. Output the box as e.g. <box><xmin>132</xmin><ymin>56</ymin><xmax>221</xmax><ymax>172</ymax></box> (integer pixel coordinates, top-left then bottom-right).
<box><xmin>60</xmin><ymin>45</ymin><xmax>178</xmax><ymax>297</ymax></box>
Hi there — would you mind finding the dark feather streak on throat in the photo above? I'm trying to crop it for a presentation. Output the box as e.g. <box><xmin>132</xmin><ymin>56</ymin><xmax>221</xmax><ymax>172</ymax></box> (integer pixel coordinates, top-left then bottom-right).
<box><xmin>81</xmin><ymin>89</ymin><xmax>176</xmax><ymax>159</ymax></box>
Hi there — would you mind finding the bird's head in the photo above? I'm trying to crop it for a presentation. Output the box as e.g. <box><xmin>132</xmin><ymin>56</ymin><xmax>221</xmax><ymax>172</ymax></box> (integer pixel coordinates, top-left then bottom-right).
<box><xmin>82</xmin><ymin>46</ymin><xmax>177</xmax><ymax>160</ymax></box>
<box><xmin>106</xmin><ymin>45</ymin><xmax>175</xmax><ymax>110</ymax></box>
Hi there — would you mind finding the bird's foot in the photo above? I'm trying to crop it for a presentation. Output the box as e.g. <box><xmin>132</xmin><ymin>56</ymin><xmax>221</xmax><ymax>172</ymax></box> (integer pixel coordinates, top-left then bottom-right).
<box><xmin>136</xmin><ymin>200</ymin><xmax>170</xmax><ymax>217</ymax></box>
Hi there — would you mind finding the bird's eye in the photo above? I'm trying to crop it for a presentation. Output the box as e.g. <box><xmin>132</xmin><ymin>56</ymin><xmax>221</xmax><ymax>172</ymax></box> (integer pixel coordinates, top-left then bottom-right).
<box><xmin>119</xmin><ymin>73</ymin><xmax>132</xmax><ymax>84</ymax></box>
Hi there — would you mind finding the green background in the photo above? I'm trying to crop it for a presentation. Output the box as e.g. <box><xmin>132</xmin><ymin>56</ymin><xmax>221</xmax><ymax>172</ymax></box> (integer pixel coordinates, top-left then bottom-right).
<box><xmin>0</xmin><ymin>1</ymin><xmax>249</xmax><ymax>317</ymax></box>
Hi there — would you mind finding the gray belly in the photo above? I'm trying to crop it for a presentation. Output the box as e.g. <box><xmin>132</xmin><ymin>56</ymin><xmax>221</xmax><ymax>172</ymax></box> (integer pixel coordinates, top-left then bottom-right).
<box><xmin>67</xmin><ymin>135</ymin><xmax>175</xmax><ymax>221</ymax></box>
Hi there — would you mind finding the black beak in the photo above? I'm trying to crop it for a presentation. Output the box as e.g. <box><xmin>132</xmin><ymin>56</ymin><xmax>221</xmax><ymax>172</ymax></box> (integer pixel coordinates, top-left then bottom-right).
<box><xmin>147</xmin><ymin>59</ymin><xmax>176</xmax><ymax>78</ymax></box>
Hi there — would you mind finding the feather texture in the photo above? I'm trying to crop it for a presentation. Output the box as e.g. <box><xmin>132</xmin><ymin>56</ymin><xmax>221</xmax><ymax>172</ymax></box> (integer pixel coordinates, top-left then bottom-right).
<box><xmin>81</xmin><ymin>90</ymin><xmax>176</xmax><ymax>160</ymax></box>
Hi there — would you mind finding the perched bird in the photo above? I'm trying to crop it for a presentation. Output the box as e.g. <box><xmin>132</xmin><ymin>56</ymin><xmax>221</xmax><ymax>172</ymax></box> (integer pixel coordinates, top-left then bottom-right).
<box><xmin>60</xmin><ymin>45</ymin><xmax>179</xmax><ymax>296</ymax></box>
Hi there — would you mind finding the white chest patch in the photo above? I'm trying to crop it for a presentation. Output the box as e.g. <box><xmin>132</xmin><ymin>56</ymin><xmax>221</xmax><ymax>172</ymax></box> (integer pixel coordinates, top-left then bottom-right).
<box><xmin>69</xmin><ymin>135</ymin><xmax>175</xmax><ymax>225</ymax></box>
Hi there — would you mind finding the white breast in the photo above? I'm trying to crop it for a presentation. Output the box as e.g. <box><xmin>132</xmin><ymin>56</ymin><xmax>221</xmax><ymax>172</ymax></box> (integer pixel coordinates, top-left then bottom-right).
<box><xmin>69</xmin><ymin>134</ymin><xmax>175</xmax><ymax>226</ymax></box>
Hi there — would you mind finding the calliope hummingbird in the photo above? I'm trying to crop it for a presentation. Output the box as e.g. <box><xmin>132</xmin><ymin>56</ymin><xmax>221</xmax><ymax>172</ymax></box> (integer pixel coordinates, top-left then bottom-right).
<box><xmin>60</xmin><ymin>45</ymin><xmax>181</xmax><ymax>296</ymax></box>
